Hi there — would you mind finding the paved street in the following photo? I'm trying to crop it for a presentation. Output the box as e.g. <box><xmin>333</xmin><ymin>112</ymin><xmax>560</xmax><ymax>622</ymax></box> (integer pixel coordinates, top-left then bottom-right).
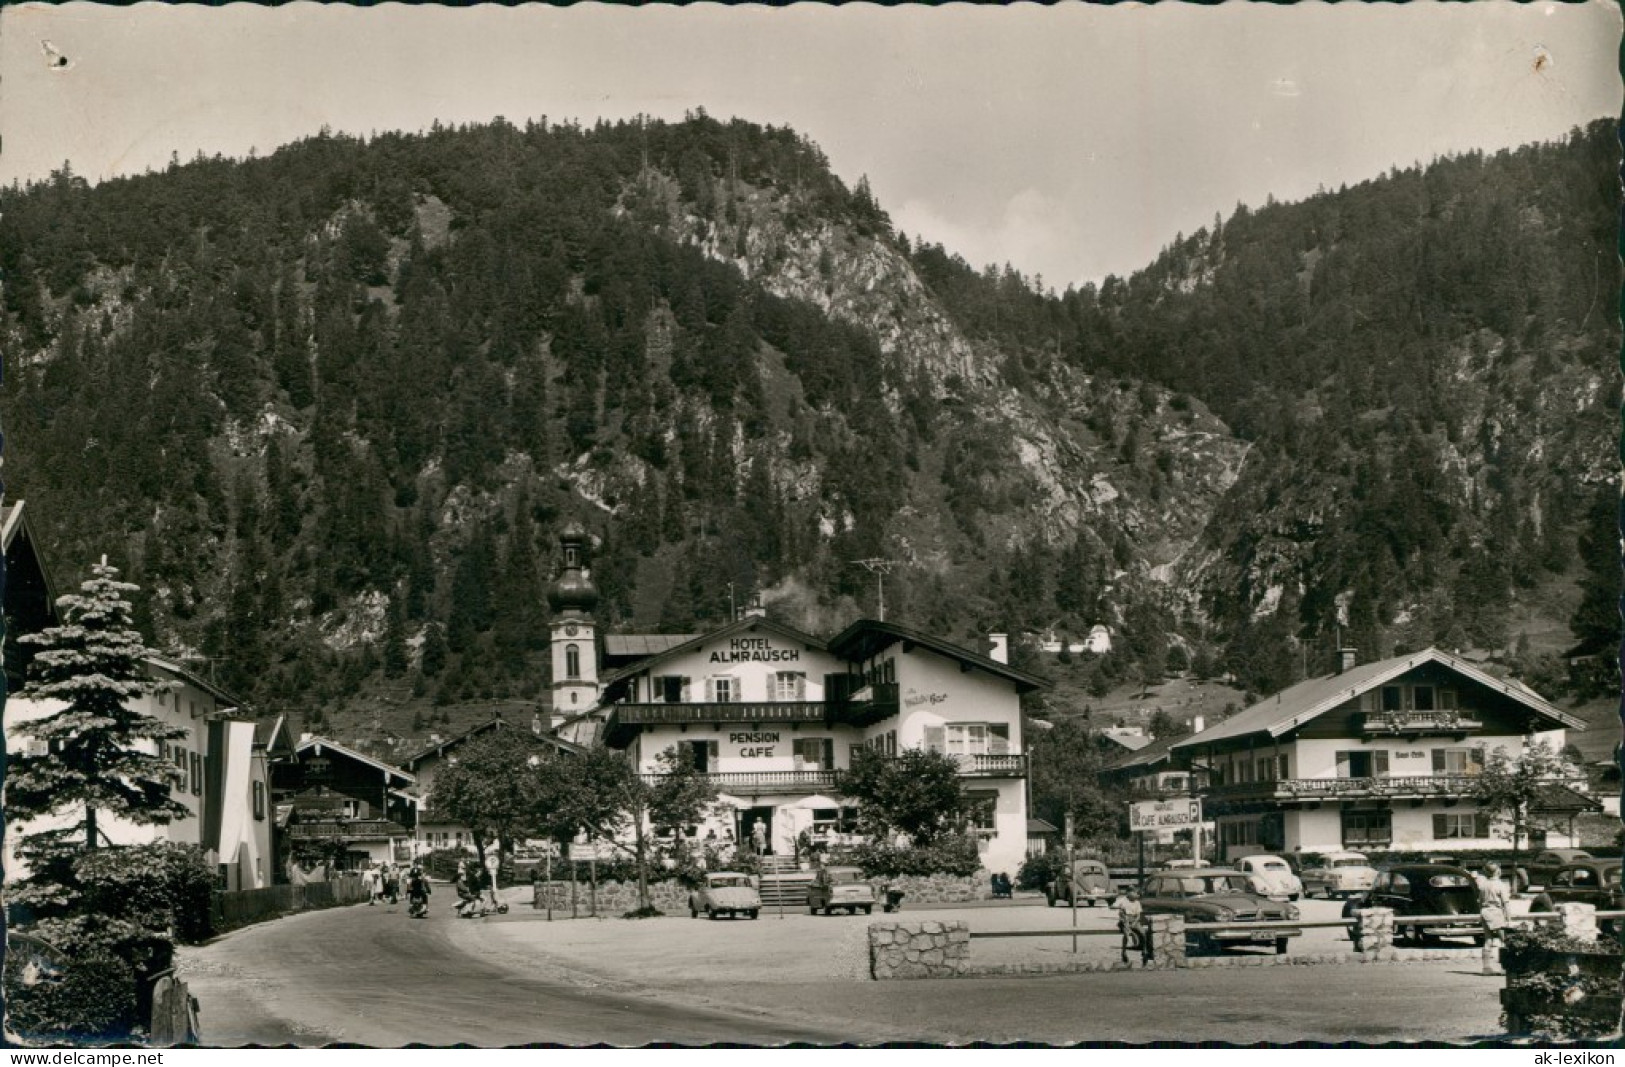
<box><xmin>177</xmin><ymin>900</ymin><xmax>860</xmax><ymax>1046</ymax></box>
<box><xmin>177</xmin><ymin>895</ymin><xmax>1515</xmax><ymax>1046</ymax></box>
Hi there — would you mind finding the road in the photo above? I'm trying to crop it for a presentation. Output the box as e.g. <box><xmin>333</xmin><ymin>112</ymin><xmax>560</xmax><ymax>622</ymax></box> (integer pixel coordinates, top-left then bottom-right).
<box><xmin>177</xmin><ymin>900</ymin><xmax>857</xmax><ymax>1046</ymax></box>
<box><xmin>178</xmin><ymin>896</ymin><xmax>1512</xmax><ymax>1046</ymax></box>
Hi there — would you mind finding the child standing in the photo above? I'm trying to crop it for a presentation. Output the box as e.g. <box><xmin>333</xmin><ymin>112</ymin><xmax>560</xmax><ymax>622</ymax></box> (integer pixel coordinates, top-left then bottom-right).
<box><xmin>1114</xmin><ymin>886</ymin><xmax>1146</xmax><ymax>965</ymax></box>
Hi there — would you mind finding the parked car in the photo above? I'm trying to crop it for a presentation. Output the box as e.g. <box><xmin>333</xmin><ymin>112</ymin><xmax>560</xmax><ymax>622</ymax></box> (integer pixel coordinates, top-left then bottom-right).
<box><xmin>1343</xmin><ymin>864</ymin><xmax>1483</xmax><ymax>946</ymax></box>
<box><xmin>1236</xmin><ymin>854</ymin><xmax>1303</xmax><ymax>901</ymax></box>
<box><xmin>1046</xmin><ymin>858</ymin><xmax>1114</xmax><ymax>908</ymax></box>
<box><xmin>1528</xmin><ymin>860</ymin><xmax>1624</xmax><ymax>933</ymax></box>
<box><xmin>689</xmin><ymin>872</ymin><xmax>761</xmax><ymax>920</ymax></box>
<box><xmin>1140</xmin><ymin>867</ymin><xmax>1302</xmax><ymax>956</ymax></box>
<box><xmin>1160</xmin><ymin>859</ymin><xmax>1202</xmax><ymax>870</ymax></box>
<box><xmin>1301</xmin><ymin>852</ymin><xmax>1379</xmax><ymax>900</ymax></box>
<box><xmin>807</xmin><ymin>866</ymin><xmax>878</xmax><ymax>915</ymax></box>
<box><xmin>1517</xmin><ymin>849</ymin><xmax>1593</xmax><ymax>893</ymax></box>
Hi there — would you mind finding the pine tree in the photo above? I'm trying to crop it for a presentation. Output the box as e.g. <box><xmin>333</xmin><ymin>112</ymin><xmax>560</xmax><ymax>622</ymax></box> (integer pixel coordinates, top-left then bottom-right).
<box><xmin>7</xmin><ymin>561</ymin><xmax>190</xmax><ymax>912</ymax></box>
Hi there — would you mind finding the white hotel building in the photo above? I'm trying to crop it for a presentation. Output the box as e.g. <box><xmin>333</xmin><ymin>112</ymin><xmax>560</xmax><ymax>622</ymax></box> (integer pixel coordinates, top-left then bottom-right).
<box><xmin>548</xmin><ymin>524</ymin><xmax>1042</xmax><ymax>874</ymax></box>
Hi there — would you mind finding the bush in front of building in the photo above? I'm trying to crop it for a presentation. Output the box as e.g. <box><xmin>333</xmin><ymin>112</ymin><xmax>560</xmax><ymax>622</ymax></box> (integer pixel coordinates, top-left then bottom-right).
<box><xmin>1017</xmin><ymin>851</ymin><xmax>1068</xmax><ymax>891</ymax></box>
<box><xmin>842</xmin><ymin>834</ymin><xmax>982</xmax><ymax>878</ymax></box>
<box><xmin>74</xmin><ymin>842</ymin><xmax>218</xmax><ymax>944</ymax></box>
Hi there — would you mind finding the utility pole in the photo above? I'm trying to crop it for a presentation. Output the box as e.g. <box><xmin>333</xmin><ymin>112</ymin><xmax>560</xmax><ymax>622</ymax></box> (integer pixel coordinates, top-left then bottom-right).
<box><xmin>851</xmin><ymin>559</ymin><xmax>899</xmax><ymax>622</ymax></box>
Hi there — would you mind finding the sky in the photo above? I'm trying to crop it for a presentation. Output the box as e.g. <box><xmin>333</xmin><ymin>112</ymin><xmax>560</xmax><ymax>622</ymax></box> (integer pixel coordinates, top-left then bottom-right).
<box><xmin>0</xmin><ymin>1</ymin><xmax>1617</xmax><ymax>288</ymax></box>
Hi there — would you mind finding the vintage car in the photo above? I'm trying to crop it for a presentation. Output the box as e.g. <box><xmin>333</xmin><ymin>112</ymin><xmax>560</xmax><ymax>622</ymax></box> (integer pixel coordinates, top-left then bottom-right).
<box><xmin>1529</xmin><ymin>860</ymin><xmax>1624</xmax><ymax>933</ymax></box>
<box><xmin>1140</xmin><ymin>867</ymin><xmax>1302</xmax><ymax>956</ymax></box>
<box><xmin>1300</xmin><ymin>852</ymin><xmax>1379</xmax><ymax>900</ymax></box>
<box><xmin>807</xmin><ymin>865</ymin><xmax>878</xmax><ymax>915</ymax></box>
<box><xmin>1343</xmin><ymin>864</ymin><xmax>1483</xmax><ymax>946</ymax></box>
<box><xmin>1517</xmin><ymin>849</ymin><xmax>1593</xmax><ymax>893</ymax></box>
<box><xmin>1045</xmin><ymin>858</ymin><xmax>1115</xmax><ymax>908</ymax></box>
<box><xmin>689</xmin><ymin>872</ymin><xmax>761</xmax><ymax>920</ymax></box>
<box><xmin>1236</xmin><ymin>854</ymin><xmax>1303</xmax><ymax>901</ymax></box>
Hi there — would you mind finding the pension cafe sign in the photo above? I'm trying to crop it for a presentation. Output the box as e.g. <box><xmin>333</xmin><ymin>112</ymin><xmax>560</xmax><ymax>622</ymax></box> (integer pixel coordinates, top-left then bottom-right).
<box><xmin>709</xmin><ymin>637</ymin><xmax>801</xmax><ymax>664</ymax></box>
<box><xmin>1129</xmin><ymin>798</ymin><xmax>1204</xmax><ymax>833</ymax></box>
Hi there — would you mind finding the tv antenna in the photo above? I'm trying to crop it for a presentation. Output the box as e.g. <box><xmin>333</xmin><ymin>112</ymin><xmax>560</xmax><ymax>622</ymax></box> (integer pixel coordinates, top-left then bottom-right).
<box><xmin>851</xmin><ymin>559</ymin><xmax>900</xmax><ymax>622</ymax></box>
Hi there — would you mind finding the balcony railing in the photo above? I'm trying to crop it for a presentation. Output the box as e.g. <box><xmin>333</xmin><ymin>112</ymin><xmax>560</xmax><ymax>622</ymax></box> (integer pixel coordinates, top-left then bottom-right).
<box><xmin>1207</xmin><ymin>775</ymin><xmax>1484</xmax><ymax>801</ymax></box>
<box><xmin>615</xmin><ymin>702</ymin><xmax>833</xmax><ymax>726</ymax></box>
<box><xmin>842</xmin><ymin>682</ymin><xmax>900</xmax><ymax>726</ymax></box>
<box><xmin>639</xmin><ymin>754</ymin><xmax>1028</xmax><ymax>793</ymax></box>
<box><xmin>954</xmin><ymin>753</ymin><xmax>1028</xmax><ymax>777</ymax></box>
<box><xmin>1360</xmin><ymin>711</ymin><xmax>1483</xmax><ymax>736</ymax></box>
<box><xmin>641</xmin><ymin>770</ymin><xmax>840</xmax><ymax>792</ymax></box>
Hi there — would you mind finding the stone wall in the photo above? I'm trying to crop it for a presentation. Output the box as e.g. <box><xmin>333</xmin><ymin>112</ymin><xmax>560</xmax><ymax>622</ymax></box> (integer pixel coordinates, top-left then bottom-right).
<box><xmin>864</xmin><ymin>874</ymin><xmax>991</xmax><ymax>905</ymax></box>
<box><xmin>531</xmin><ymin>879</ymin><xmax>692</xmax><ymax>916</ymax></box>
<box><xmin>868</xmin><ymin>921</ymin><xmax>971</xmax><ymax>979</ymax></box>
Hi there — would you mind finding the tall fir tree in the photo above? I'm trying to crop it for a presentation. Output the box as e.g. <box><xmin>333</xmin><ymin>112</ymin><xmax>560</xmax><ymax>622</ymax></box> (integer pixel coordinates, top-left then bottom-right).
<box><xmin>7</xmin><ymin>561</ymin><xmax>190</xmax><ymax>913</ymax></box>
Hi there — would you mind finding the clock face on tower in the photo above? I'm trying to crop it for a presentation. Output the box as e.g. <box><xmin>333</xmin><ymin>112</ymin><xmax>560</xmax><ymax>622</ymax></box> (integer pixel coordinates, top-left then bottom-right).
<box><xmin>565</xmin><ymin>623</ymin><xmax>580</xmax><ymax>637</ymax></box>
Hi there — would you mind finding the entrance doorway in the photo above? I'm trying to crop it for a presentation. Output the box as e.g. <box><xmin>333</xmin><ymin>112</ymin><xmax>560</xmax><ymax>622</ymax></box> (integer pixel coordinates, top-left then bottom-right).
<box><xmin>741</xmin><ymin>806</ymin><xmax>776</xmax><ymax>855</ymax></box>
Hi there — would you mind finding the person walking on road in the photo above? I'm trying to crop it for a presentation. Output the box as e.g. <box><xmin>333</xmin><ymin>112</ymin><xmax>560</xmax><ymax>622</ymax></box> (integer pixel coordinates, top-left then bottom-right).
<box><xmin>362</xmin><ymin>863</ymin><xmax>382</xmax><ymax>905</ymax></box>
<box><xmin>406</xmin><ymin>865</ymin><xmax>431</xmax><ymax>918</ymax></box>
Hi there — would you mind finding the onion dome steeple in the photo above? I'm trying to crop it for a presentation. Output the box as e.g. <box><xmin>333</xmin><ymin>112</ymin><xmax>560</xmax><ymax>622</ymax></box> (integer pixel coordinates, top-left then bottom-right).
<box><xmin>547</xmin><ymin>521</ymin><xmax>599</xmax><ymax>617</ymax></box>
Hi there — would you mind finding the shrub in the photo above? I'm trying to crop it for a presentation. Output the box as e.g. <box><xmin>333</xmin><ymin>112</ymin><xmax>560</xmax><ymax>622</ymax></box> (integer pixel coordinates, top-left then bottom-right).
<box><xmin>1018</xmin><ymin>851</ymin><xmax>1068</xmax><ymax>891</ymax></box>
<box><xmin>3</xmin><ymin>947</ymin><xmax>139</xmax><ymax>1044</ymax></box>
<box><xmin>842</xmin><ymin>835</ymin><xmax>982</xmax><ymax>878</ymax></box>
<box><xmin>73</xmin><ymin>843</ymin><xmax>217</xmax><ymax>944</ymax></box>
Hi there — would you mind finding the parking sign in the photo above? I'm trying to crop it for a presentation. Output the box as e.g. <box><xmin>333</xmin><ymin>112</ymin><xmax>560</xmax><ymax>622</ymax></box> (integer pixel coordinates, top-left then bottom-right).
<box><xmin>1129</xmin><ymin>798</ymin><xmax>1203</xmax><ymax>833</ymax></box>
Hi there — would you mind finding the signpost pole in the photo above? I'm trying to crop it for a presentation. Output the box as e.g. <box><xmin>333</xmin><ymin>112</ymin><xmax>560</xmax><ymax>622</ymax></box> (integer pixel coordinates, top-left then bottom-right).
<box><xmin>1137</xmin><ymin>831</ymin><xmax>1145</xmax><ymax>893</ymax></box>
<box><xmin>589</xmin><ymin>854</ymin><xmax>599</xmax><ymax>919</ymax></box>
<box><xmin>545</xmin><ymin>849</ymin><xmax>553</xmax><ymax>922</ymax></box>
<box><xmin>1065</xmin><ymin>811</ymin><xmax>1078</xmax><ymax>953</ymax></box>
<box><xmin>571</xmin><ymin>860</ymin><xmax>578</xmax><ymax>919</ymax></box>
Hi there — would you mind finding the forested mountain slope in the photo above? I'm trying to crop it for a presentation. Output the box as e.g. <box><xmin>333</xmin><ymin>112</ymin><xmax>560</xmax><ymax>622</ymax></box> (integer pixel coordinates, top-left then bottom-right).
<box><xmin>0</xmin><ymin>115</ymin><xmax>1614</xmax><ymax>737</ymax></box>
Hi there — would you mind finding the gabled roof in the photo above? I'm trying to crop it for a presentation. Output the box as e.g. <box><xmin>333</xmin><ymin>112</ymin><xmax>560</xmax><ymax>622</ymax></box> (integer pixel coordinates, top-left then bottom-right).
<box><xmin>827</xmin><ymin>619</ymin><xmax>1049</xmax><ymax>694</ymax></box>
<box><xmin>148</xmin><ymin>655</ymin><xmax>247</xmax><ymax>710</ymax></box>
<box><xmin>600</xmin><ymin>616</ymin><xmax>831</xmax><ymax>687</ymax></box>
<box><xmin>1101</xmin><ymin>730</ymin><xmax>1152</xmax><ymax>753</ymax></box>
<box><xmin>603</xmin><ymin>634</ymin><xmax>699</xmax><ymax>659</ymax></box>
<box><xmin>1531</xmin><ymin>783</ymin><xmax>1603</xmax><ymax>815</ymax></box>
<box><xmin>254</xmin><ymin>715</ymin><xmax>296</xmax><ymax>758</ymax></box>
<box><xmin>1171</xmin><ymin>647</ymin><xmax>1583</xmax><ymax>753</ymax></box>
<box><xmin>1104</xmin><ymin>732</ymin><xmax>1186</xmax><ymax>774</ymax></box>
<box><xmin>401</xmin><ymin>714</ymin><xmax>583</xmax><ymax>770</ymax></box>
<box><xmin>295</xmin><ymin>736</ymin><xmax>416</xmax><ymax>786</ymax></box>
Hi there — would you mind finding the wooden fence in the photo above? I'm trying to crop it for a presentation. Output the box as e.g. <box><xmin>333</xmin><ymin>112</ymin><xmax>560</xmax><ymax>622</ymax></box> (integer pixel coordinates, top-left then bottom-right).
<box><xmin>211</xmin><ymin>875</ymin><xmax>367</xmax><ymax>932</ymax></box>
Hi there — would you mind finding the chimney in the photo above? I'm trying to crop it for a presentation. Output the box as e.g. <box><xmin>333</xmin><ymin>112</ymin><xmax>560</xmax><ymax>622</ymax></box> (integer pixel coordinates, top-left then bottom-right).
<box><xmin>987</xmin><ymin>633</ymin><xmax>1009</xmax><ymax>664</ymax></box>
<box><xmin>743</xmin><ymin>595</ymin><xmax>767</xmax><ymax>619</ymax></box>
<box><xmin>1338</xmin><ymin>647</ymin><xmax>1358</xmax><ymax>674</ymax></box>
<box><xmin>1192</xmin><ymin>715</ymin><xmax>1205</xmax><ymax>735</ymax></box>
<box><xmin>299</xmin><ymin>732</ymin><xmax>313</xmax><ymax>744</ymax></box>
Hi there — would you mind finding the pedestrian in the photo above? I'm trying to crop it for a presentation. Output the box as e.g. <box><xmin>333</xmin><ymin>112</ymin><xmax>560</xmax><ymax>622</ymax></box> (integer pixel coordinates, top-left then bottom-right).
<box><xmin>385</xmin><ymin>864</ymin><xmax>401</xmax><ymax>904</ymax></box>
<box><xmin>751</xmin><ymin>817</ymin><xmax>768</xmax><ymax>856</ymax></box>
<box><xmin>1114</xmin><ymin>886</ymin><xmax>1146</xmax><ymax>965</ymax></box>
<box><xmin>362</xmin><ymin>863</ymin><xmax>381</xmax><ymax>905</ymax></box>
<box><xmin>1476</xmin><ymin>861</ymin><xmax>1511</xmax><ymax>973</ymax></box>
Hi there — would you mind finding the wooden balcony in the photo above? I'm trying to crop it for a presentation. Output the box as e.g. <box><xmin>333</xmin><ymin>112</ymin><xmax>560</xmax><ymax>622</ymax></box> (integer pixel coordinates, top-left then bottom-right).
<box><xmin>1360</xmin><ymin>711</ymin><xmax>1483</xmax><ymax>737</ymax></box>
<box><xmin>615</xmin><ymin>702</ymin><xmax>834</xmax><ymax>726</ymax></box>
<box><xmin>641</xmin><ymin>769</ymin><xmax>840</xmax><ymax>793</ymax></box>
<box><xmin>955</xmin><ymin>753</ymin><xmax>1028</xmax><ymax>777</ymax></box>
<box><xmin>1207</xmin><ymin>775</ymin><xmax>1483</xmax><ymax>802</ymax></box>
<box><xmin>842</xmin><ymin>682</ymin><xmax>900</xmax><ymax>726</ymax></box>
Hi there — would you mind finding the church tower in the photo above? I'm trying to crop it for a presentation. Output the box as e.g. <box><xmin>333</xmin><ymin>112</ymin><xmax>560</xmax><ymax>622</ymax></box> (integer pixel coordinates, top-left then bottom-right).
<box><xmin>547</xmin><ymin>522</ymin><xmax>600</xmax><ymax>727</ymax></box>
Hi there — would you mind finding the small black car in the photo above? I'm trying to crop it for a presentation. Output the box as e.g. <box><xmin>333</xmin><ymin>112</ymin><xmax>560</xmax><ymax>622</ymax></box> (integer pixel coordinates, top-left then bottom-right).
<box><xmin>1343</xmin><ymin>863</ymin><xmax>1484</xmax><ymax>946</ymax></box>
<box><xmin>1529</xmin><ymin>860</ymin><xmax>1623</xmax><ymax>934</ymax></box>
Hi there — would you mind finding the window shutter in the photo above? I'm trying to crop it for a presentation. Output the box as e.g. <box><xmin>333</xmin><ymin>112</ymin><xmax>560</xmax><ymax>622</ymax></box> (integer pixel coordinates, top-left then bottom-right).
<box><xmin>1473</xmin><ymin>813</ymin><xmax>1490</xmax><ymax>838</ymax></box>
<box><xmin>1469</xmin><ymin>748</ymin><xmax>1484</xmax><ymax>775</ymax></box>
<box><xmin>680</xmin><ymin>677</ymin><xmax>691</xmax><ymax>702</ymax></box>
<box><xmin>1431</xmin><ymin>749</ymin><xmax>1446</xmax><ymax>773</ymax></box>
<box><xmin>707</xmin><ymin>740</ymin><xmax>719</xmax><ymax>761</ymax></box>
<box><xmin>1336</xmin><ymin>751</ymin><xmax>1351</xmax><ymax>778</ymax></box>
<box><xmin>923</xmin><ymin>726</ymin><xmax>946</xmax><ymax>754</ymax></box>
<box><xmin>989</xmin><ymin>723</ymin><xmax>1010</xmax><ymax>755</ymax></box>
<box><xmin>1433</xmin><ymin>814</ymin><xmax>1448</xmax><ymax>839</ymax></box>
<box><xmin>822</xmin><ymin>739</ymin><xmax>835</xmax><ymax>768</ymax></box>
<box><xmin>1373</xmin><ymin>751</ymin><xmax>1389</xmax><ymax>777</ymax></box>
